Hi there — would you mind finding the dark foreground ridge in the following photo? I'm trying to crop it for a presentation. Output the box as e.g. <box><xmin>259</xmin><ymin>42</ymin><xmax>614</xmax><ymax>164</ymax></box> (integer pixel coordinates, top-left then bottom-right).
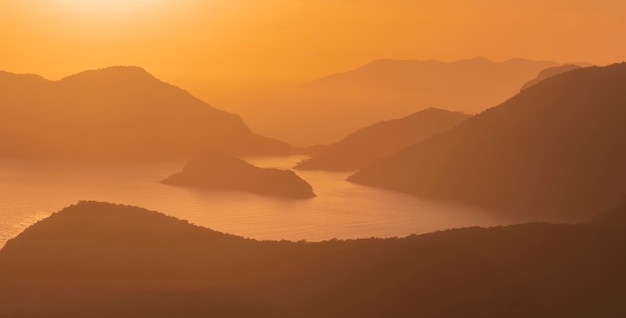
<box><xmin>350</xmin><ymin>63</ymin><xmax>626</xmax><ymax>218</ymax></box>
<box><xmin>162</xmin><ymin>149</ymin><xmax>315</xmax><ymax>199</ymax></box>
<box><xmin>1</xmin><ymin>201</ymin><xmax>625</xmax><ymax>317</ymax></box>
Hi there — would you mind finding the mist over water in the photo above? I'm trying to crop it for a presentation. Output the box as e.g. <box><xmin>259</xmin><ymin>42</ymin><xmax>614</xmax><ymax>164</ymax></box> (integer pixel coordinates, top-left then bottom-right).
<box><xmin>1</xmin><ymin>156</ymin><xmax>539</xmax><ymax>248</ymax></box>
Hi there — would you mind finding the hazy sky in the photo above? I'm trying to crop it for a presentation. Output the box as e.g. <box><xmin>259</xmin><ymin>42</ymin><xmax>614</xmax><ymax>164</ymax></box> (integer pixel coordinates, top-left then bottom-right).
<box><xmin>1</xmin><ymin>0</ymin><xmax>625</xmax><ymax>88</ymax></box>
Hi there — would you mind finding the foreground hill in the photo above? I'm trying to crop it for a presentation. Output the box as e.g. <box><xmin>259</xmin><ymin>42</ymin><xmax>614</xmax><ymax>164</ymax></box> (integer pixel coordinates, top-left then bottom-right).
<box><xmin>0</xmin><ymin>66</ymin><xmax>293</xmax><ymax>160</ymax></box>
<box><xmin>296</xmin><ymin>108</ymin><xmax>470</xmax><ymax>171</ymax></box>
<box><xmin>350</xmin><ymin>63</ymin><xmax>626</xmax><ymax>218</ymax></box>
<box><xmin>0</xmin><ymin>201</ymin><xmax>625</xmax><ymax>317</ymax></box>
<box><xmin>163</xmin><ymin>150</ymin><xmax>315</xmax><ymax>199</ymax></box>
<box><xmin>224</xmin><ymin>57</ymin><xmax>559</xmax><ymax>145</ymax></box>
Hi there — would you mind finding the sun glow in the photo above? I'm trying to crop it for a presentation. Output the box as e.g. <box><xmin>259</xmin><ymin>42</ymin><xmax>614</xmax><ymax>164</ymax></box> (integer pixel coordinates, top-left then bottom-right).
<box><xmin>54</xmin><ymin>0</ymin><xmax>166</xmax><ymax>13</ymax></box>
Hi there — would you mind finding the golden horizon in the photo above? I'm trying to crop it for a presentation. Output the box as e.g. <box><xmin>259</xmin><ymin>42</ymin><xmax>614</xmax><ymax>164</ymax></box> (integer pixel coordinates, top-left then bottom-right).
<box><xmin>1</xmin><ymin>0</ymin><xmax>625</xmax><ymax>88</ymax></box>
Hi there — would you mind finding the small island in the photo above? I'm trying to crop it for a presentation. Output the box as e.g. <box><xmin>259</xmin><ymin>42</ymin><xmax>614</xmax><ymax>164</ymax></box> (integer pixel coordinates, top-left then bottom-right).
<box><xmin>162</xmin><ymin>149</ymin><xmax>315</xmax><ymax>199</ymax></box>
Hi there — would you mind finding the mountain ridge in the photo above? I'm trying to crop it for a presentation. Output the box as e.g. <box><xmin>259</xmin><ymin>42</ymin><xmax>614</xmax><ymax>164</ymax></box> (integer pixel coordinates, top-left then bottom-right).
<box><xmin>231</xmin><ymin>57</ymin><xmax>562</xmax><ymax>146</ymax></box>
<box><xmin>349</xmin><ymin>63</ymin><xmax>626</xmax><ymax>218</ymax></box>
<box><xmin>0</xmin><ymin>66</ymin><xmax>294</xmax><ymax>160</ymax></box>
<box><xmin>520</xmin><ymin>64</ymin><xmax>582</xmax><ymax>91</ymax></box>
<box><xmin>295</xmin><ymin>108</ymin><xmax>470</xmax><ymax>171</ymax></box>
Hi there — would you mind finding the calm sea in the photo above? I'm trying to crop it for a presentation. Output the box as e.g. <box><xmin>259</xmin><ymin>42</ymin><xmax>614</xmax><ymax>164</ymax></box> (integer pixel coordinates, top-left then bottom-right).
<box><xmin>0</xmin><ymin>156</ymin><xmax>532</xmax><ymax>248</ymax></box>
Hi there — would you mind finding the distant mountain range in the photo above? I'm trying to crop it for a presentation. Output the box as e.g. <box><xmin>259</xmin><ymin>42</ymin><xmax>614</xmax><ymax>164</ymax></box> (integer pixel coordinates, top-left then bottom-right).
<box><xmin>163</xmin><ymin>149</ymin><xmax>315</xmax><ymax>199</ymax></box>
<box><xmin>349</xmin><ymin>63</ymin><xmax>626</xmax><ymax>218</ymax></box>
<box><xmin>0</xmin><ymin>66</ymin><xmax>293</xmax><ymax>160</ymax></box>
<box><xmin>296</xmin><ymin>108</ymin><xmax>470</xmax><ymax>171</ymax></box>
<box><xmin>229</xmin><ymin>57</ymin><xmax>564</xmax><ymax>145</ymax></box>
<box><xmin>1</xmin><ymin>201</ymin><xmax>625</xmax><ymax>317</ymax></box>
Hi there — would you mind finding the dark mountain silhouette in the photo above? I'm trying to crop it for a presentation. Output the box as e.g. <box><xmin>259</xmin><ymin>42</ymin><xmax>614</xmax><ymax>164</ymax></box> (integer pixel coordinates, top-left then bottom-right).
<box><xmin>0</xmin><ymin>66</ymin><xmax>293</xmax><ymax>160</ymax></box>
<box><xmin>349</xmin><ymin>63</ymin><xmax>626</xmax><ymax>218</ymax></box>
<box><xmin>295</xmin><ymin>108</ymin><xmax>470</xmax><ymax>171</ymax></box>
<box><xmin>225</xmin><ymin>57</ymin><xmax>560</xmax><ymax>145</ymax></box>
<box><xmin>520</xmin><ymin>64</ymin><xmax>581</xmax><ymax>91</ymax></box>
<box><xmin>1</xmin><ymin>201</ymin><xmax>625</xmax><ymax>317</ymax></box>
<box><xmin>162</xmin><ymin>149</ymin><xmax>315</xmax><ymax>199</ymax></box>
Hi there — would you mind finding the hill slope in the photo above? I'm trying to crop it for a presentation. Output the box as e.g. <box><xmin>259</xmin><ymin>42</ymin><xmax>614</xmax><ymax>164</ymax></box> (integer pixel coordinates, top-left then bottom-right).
<box><xmin>0</xmin><ymin>201</ymin><xmax>625</xmax><ymax>317</ymax></box>
<box><xmin>296</xmin><ymin>108</ymin><xmax>470</xmax><ymax>171</ymax></box>
<box><xmin>349</xmin><ymin>63</ymin><xmax>626</xmax><ymax>218</ymax></box>
<box><xmin>0</xmin><ymin>66</ymin><xmax>292</xmax><ymax>160</ymax></box>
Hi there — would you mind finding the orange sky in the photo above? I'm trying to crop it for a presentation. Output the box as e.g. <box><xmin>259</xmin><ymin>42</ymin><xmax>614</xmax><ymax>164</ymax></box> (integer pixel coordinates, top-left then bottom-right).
<box><xmin>1</xmin><ymin>0</ymin><xmax>625</xmax><ymax>91</ymax></box>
